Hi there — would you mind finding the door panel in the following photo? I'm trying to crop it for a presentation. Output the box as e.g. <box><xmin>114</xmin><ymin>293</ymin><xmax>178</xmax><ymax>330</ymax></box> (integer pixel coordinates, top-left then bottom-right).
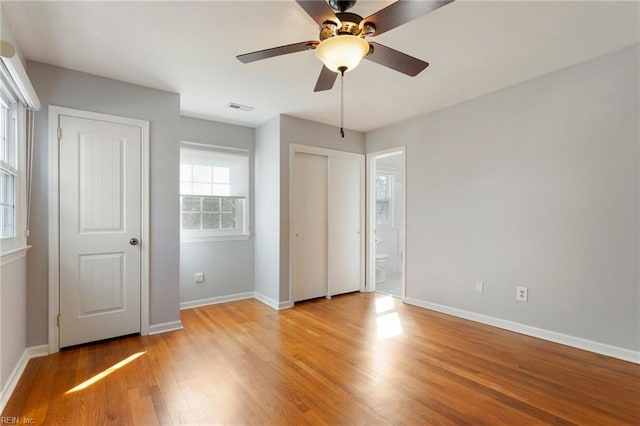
<box><xmin>78</xmin><ymin>253</ymin><xmax>124</xmax><ymax>316</ymax></box>
<box><xmin>328</xmin><ymin>156</ymin><xmax>362</xmax><ymax>296</ymax></box>
<box><xmin>79</xmin><ymin>135</ymin><xmax>124</xmax><ymax>232</ymax></box>
<box><xmin>292</xmin><ymin>152</ymin><xmax>328</xmax><ymax>302</ymax></box>
<box><xmin>59</xmin><ymin>115</ymin><xmax>141</xmax><ymax>347</ymax></box>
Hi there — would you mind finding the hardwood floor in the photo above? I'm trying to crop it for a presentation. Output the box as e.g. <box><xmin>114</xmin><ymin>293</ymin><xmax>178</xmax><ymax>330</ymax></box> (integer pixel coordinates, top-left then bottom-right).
<box><xmin>4</xmin><ymin>293</ymin><xmax>639</xmax><ymax>425</ymax></box>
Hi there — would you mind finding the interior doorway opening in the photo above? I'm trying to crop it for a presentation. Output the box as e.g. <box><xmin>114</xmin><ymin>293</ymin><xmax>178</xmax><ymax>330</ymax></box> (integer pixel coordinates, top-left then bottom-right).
<box><xmin>368</xmin><ymin>148</ymin><xmax>405</xmax><ymax>299</ymax></box>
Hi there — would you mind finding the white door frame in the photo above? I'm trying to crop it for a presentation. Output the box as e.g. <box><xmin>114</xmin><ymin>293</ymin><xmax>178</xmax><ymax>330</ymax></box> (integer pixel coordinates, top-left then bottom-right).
<box><xmin>48</xmin><ymin>105</ymin><xmax>150</xmax><ymax>353</ymax></box>
<box><xmin>289</xmin><ymin>144</ymin><xmax>366</xmax><ymax>305</ymax></box>
<box><xmin>366</xmin><ymin>147</ymin><xmax>407</xmax><ymax>299</ymax></box>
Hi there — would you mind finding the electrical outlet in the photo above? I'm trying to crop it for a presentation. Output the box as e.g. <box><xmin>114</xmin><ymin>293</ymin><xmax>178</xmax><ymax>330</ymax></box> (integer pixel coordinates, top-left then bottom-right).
<box><xmin>475</xmin><ymin>281</ymin><xmax>484</xmax><ymax>293</ymax></box>
<box><xmin>516</xmin><ymin>286</ymin><xmax>528</xmax><ymax>302</ymax></box>
<box><xmin>195</xmin><ymin>272</ymin><xmax>205</xmax><ymax>283</ymax></box>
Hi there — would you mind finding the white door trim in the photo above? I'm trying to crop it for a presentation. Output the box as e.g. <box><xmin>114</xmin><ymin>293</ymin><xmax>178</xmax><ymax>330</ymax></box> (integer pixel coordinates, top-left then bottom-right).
<box><xmin>289</xmin><ymin>144</ymin><xmax>366</xmax><ymax>305</ymax></box>
<box><xmin>366</xmin><ymin>147</ymin><xmax>407</xmax><ymax>299</ymax></box>
<box><xmin>48</xmin><ymin>105</ymin><xmax>150</xmax><ymax>353</ymax></box>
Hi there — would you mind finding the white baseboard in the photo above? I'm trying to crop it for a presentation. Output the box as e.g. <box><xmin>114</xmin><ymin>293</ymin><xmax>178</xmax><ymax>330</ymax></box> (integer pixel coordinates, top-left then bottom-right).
<box><xmin>278</xmin><ymin>300</ymin><xmax>293</xmax><ymax>310</ymax></box>
<box><xmin>404</xmin><ymin>298</ymin><xmax>640</xmax><ymax>364</ymax></box>
<box><xmin>253</xmin><ymin>292</ymin><xmax>292</xmax><ymax>310</ymax></box>
<box><xmin>180</xmin><ymin>292</ymin><xmax>254</xmax><ymax>310</ymax></box>
<box><xmin>148</xmin><ymin>320</ymin><xmax>183</xmax><ymax>335</ymax></box>
<box><xmin>0</xmin><ymin>345</ymin><xmax>48</xmax><ymax>412</ymax></box>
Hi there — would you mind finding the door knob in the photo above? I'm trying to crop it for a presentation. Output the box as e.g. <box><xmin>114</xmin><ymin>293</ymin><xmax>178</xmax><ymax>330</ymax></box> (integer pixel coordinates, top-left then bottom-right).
<box><xmin>129</xmin><ymin>238</ymin><xmax>139</xmax><ymax>246</ymax></box>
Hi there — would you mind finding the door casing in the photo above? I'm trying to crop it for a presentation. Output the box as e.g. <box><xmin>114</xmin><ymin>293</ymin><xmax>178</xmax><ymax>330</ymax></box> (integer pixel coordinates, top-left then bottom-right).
<box><xmin>48</xmin><ymin>105</ymin><xmax>150</xmax><ymax>353</ymax></box>
<box><xmin>366</xmin><ymin>147</ymin><xmax>407</xmax><ymax>298</ymax></box>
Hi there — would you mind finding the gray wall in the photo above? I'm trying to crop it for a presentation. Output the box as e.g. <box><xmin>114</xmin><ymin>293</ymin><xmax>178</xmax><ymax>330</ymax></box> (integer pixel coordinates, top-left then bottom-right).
<box><xmin>279</xmin><ymin>115</ymin><xmax>365</xmax><ymax>302</ymax></box>
<box><xmin>366</xmin><ymin>45</ymin><xmax>640</xmax><ymax>351</ymax></box>
<box><xmin>26</xmin><ymin>61</ymin><xmax>181</xmax><ymax>345</ymax></box>
<box><xmin>179</xmin><ymin>116</ymin><xmax>255</xmax><ymax>303</ymax></box>
<box><xmin>254</xmin><ymin>116</ymin><xmax>280</xmax><ymax>302</ymax></box>
<box><xmin>1</xmin><ymin>257</ymin><xmax>27</xmax><ymax>390</ymax></box>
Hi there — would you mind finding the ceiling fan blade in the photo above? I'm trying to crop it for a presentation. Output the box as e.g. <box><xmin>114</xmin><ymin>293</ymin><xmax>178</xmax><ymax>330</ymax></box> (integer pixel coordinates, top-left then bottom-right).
<box><xmin>296</xmin><ymin>0</ymin><xmax>341</xmax><ymax>28</ymax></box>
<box><xmin>314</xmin><ymin>66</ymin><xmax>338</xmax><ymax>92</ymax></box>
<box><xmin>365</xmin><ymin>42</ymin><xmax>429</xmax><ymax>77</ymax></box>
<box><xmin>237</xmin><ymin>41</ymin><xmax>318</xmax><ymax>63</ymax></box>
<box><xmin>363</xmin><ymin>0</ymin><xmax>455</xmax><ymax>37</ymax></box>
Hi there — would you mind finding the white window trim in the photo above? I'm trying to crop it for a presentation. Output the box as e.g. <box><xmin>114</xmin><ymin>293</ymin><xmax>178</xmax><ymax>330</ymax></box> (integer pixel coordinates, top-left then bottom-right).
<box><xmin>181</xmin><ymin>233</ymin><xmax>251</xmax><ymax>243</ymax></box>
<box><xmin>0</xmin><ymin>98</ymin><xmax>27</xmax><ymax>257</ymax></box>
<box><xmin>179</xmin><ymin>141</ymin><xmax>251</xmax><ymax>243</ymax></box>
<box><xmin>0</xmin><ymin>245</ymin><xmax>31</xmax><ymax>266</ymax></box>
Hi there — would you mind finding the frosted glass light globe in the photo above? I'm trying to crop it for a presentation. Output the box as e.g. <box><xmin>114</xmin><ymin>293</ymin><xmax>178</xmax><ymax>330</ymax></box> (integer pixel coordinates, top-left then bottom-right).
<box><xmin>315</xmin><ymin>35</ymin><xmax>369</xmax><ymax>73</ymax></box>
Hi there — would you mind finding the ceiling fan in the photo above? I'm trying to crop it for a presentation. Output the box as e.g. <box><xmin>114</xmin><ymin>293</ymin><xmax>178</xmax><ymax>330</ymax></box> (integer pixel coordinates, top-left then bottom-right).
<box><xmin>237</xmin><ymin>0</ymin><xmax>455</xmax><ymax>92</ymax></box>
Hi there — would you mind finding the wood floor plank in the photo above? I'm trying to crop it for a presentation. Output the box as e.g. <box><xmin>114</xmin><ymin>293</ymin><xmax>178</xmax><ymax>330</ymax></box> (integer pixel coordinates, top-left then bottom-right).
<box><xmin>3</xmin><ymin>293</ymin><xmax>639</xmax><ymax>424</ymax></box>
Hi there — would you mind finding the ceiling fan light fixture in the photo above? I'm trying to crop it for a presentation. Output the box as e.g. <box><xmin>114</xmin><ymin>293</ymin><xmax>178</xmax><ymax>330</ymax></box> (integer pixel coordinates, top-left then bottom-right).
<box><xmin>315</xmin><ymin>35</ymin><xmax>369</xmax><ymax>73</ymax></box>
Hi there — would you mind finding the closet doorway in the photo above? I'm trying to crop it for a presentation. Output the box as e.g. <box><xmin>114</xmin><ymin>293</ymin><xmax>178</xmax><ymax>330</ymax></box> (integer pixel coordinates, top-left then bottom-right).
<box><xmin>367</xmin><ymin>148</ymin><xmax>405</xmax><ymax>298</ymax></box>
<box><xmin>290</xmin><ymin>145</ymin><xmax>365</xmax><ymax>302</ymax></box>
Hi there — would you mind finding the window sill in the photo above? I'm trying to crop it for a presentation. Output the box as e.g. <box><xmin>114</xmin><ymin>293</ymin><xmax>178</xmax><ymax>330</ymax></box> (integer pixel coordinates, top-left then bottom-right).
<box><xmin>1</xmin><ymin>245</ymin><xmax>31</xmax><ymax>266</ymax></box>
<box><xmin>180</xmin><ymin>234</ymin><xmax>252</xmax><ymax>243</ymax></box>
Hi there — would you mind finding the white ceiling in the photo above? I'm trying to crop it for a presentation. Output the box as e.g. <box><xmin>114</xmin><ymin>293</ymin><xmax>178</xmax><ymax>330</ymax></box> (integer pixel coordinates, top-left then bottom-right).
<box><xmin>3</xmin><ymin>1</ymin><xmax>639</xmax><ymax>132</ymax></box>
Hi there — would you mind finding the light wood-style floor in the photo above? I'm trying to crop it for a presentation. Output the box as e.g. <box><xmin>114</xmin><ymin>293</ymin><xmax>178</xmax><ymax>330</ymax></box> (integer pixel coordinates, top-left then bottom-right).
<box><xmin>4</xmin><ymin>293</ymin><xmax>639</xmax><ymax>425</ymax></box>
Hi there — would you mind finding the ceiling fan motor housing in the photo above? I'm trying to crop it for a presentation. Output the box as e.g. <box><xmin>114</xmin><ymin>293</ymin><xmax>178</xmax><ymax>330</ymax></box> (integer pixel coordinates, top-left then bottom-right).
<box><xmin>327</xmin><ymin>0</ymin><xmax>357</xmax><ymax>13</ymax></box>
<box><xmin>321</xmin><ymin>11</ymin><xmax>374</xmax><ymax>41</ymax></box>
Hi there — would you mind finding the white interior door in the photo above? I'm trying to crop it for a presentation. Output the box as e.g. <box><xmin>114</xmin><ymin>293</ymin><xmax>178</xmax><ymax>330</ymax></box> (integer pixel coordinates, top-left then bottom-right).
<box><xmin>328</xmin><ymin>156</ymin><xmax>362</xmax><ymax>296</ymax></box>
<box><xmin>59</xmin><ymin>115</ymin><xmax>142</xmax><ymax>347</ymax></box>
<box><xmin>292</xmin><ymin>152</ymin><xmax>328</xmax><ymax>302</ymax></box>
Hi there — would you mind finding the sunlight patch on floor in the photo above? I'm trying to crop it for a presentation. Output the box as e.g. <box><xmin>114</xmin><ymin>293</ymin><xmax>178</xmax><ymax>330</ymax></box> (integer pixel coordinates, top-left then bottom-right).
<box><xmin>375</xmin><ymin>295</ymin><xmax>395</xmax><ymax>314</ymax></box>
<box><xmin>375</xmin><ymin>295</ymin><xmax>403</xmax><ymax>340</ymax></box>
<box><xmin>66</xmin><ymin>351</ymin><xmax>146</xmax><ymax>394</ymax></box>
<box><xmin>376</xmin><ymin>312</ymin><xmax>403</xmax><ymax>340</ymax></box>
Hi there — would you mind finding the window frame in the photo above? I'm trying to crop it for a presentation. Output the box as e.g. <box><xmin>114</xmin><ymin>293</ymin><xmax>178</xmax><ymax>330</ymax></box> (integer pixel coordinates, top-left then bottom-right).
<box><xmin>179</xmin><ymin>142</ymin><xmax>250</xmax><ymax>243</ymax></box>
<box><xmin>0</xmin><ymin>89</ymin><xmax>26</xmax><ymax>255</ymax></box>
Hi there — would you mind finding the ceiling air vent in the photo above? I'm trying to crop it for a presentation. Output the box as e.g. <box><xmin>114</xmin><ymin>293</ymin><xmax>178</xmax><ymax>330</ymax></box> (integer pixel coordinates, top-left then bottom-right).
<box><xmin>227</xmin><ymin>102</ymin><xmax>255</xmax><ymax>112</ymax></box>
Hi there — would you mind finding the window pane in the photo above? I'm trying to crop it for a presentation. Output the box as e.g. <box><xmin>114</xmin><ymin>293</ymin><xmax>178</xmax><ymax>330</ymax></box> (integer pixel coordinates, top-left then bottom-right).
<box><xmin>1</xmin><ymin>205</ymin><xmax>14</xmax><ymax>238</ymax></box>
<box><xmin>0</xmin><ymin>106</ymin><xmax>7</xmax><ymax>165</ymax></box>
<box><xmin>180</xmin><ymin>182</ymin><xmax>192</xmax><ymax>195</ymax></box>
<box><xmin>0</xmin><ymin>165</ymin><xmax>13</xmax><ymax>235</ymax></box>
<box><xmin>182</xmin><ymin>197</ymin><xmax>201</xmax><ymax>212</ymax></box>
<box><xmin>221</xmin><ymin>198</ymin><xmax>236</xmax><ymax>213</ymax></box>
<box><xmin>212</xmin><ymin>167</ymin><xmax>230</xmax><ymax>184</ymax></box>
<box><xmin>193</xmin><ymin>165</ymin><xmax>212</xmax><ymax>183</ymax></box>
<box><xmin>221</xmin><ymin>213</ymin><xmax>236</xmax><ymax>230</ymax></box>
<box><xmin>376</xmin><ymin>200</ymin><xmax>390</xmax><ymax>225</ymax></box>
<box><xmin>203</xmin><ymin>197</ymin><xmax>220</xmax><ymax>212</ymax></box>
<box><xmin>203</xmin><ymin>213</ymin><xmax>220</xmax><ymax>229</ymax></box>
<box><xmin>182</xmin><ymin>213</ymin><xmax>201</xmax><ymax>230</ymax></box>
<box><xmin>7</xmin><ymin>115</ymin><xmax>16</xmax><ymax>168</ymax></box>
<box><xmin>376</xmin><ymin>175</ymin><xmax>389</xmax><ymax>200</ymax></box>
<box><xmin>180</xmin><ymin>164</ymin><xmax>192</xmax><ymax>182</ymax></box>
<box><xmin>192</xmin><ymin>183</ymin><xmax>212</xmax><ymax>196</ymax></box>
<box><xmin>212</xmin><ymin>184</ymin><xmax>229</xmax><ymax>196</ymax></box>
<box><xmin>1</xmin><ymin>171</ymin><xmax>13</xmax><ymax>204</ymax></box>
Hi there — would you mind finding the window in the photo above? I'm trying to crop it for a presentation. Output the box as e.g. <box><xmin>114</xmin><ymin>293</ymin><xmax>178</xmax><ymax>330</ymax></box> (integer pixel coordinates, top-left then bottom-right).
<box><xmin>0</xmin><ymin>47</ymin><xmax>39</xmax><ymax>258</ymax></box>
<box><xmin>0</xmin><ymin>97</ymin><xmax>18</xmax><ymax>241</ymax></box>
<box><xmin>180</xmin><ymin>143</ymin><xmax>249</xmax><ymax>241</ymax></box>
<box><xmin>375</xmin><ymin>173</ymin><xmax>392</xmax><ymax>225</ymax></box>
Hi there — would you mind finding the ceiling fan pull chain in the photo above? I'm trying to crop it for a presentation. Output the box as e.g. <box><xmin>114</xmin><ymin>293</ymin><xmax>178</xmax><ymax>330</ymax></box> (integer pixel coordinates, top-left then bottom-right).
<box><xmin>339</xmin><ymin>67</ymin><xmax>346</xmax><ymax>138</ymax></box>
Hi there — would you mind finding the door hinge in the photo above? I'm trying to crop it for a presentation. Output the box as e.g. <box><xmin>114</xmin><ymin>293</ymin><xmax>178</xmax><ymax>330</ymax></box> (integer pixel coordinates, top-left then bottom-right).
<box><xmin>57</xmin><ymin>314</ymin><xmax>61</xmax><ymax>327</ymax></box>
<box><xmin>57</xmin><ymin>127</ymin><xmax>62</xmax><ymax>141</ymax></box>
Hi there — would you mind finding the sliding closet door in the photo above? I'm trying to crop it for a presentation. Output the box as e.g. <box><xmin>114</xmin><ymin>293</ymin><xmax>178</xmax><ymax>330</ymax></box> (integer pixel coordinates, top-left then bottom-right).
<box><xmin>328</xmin><ymin>156</ymin><xmax>362</xmax><ymax>296</ymax></box>
<box><xmin>292</xmin><ymin>152</ymin><xmax>328</xmax><ymax>302</ymax></box>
